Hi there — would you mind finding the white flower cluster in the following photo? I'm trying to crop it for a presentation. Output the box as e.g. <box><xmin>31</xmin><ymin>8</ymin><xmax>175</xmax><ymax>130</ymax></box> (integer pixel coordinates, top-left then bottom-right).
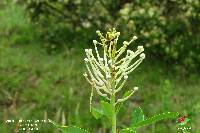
<box><xmin>84</xmin><ymin>29</ymin><xmax>145</xmax><ymax>104</ymax></box>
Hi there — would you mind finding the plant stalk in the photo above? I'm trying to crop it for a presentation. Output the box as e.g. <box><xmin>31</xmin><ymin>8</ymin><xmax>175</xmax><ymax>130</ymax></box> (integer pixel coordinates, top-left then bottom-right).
<box><xmin>111</xmin><ymin>95</ymin><xmax>116</xmax><ymax>133</ymax></box>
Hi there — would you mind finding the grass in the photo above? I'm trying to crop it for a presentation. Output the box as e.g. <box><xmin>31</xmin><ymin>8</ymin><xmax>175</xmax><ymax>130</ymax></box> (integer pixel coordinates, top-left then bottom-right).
<box><xmin>0</xmin><ymin>42</ymin><xmax>200</xmax><ymax>133</ymax></box>
<box><xmin>0</xmin><ymin>3</ymin><xmax>200</xmax><ymax>133</ymax></box>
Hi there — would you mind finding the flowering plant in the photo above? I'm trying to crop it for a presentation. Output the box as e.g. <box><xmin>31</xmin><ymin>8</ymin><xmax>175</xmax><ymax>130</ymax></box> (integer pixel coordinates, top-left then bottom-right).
<box><xmin>51</xmin><ymin>29</ymin><xmax>179</xmax><ymax>133</ymax></box>
<box><xmin>83</xmin><ymin>29</ymin><xmax>144</xmax><ymax>110</ymax></box>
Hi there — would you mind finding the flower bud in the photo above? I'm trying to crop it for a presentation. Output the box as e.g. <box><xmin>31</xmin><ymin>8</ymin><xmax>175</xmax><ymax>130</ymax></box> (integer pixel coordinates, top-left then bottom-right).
<box><xmin>116</xmin><ymin>79</ymin><xmax>120</xmax><ymax>84</ymax></box>
<box><xmin>127</xmin><ymin>50</ymin><xmax>131</xmax><ymax>53</ymax></box>
<box><xmin>90</xmin><ymin>58</ymin><xmax>94</xmax><ymax>61</ymax></box>
<box><xmin>99</xmin><ymin>58</ymin><xmax>104</xmax><ymax>62</ymax></box>
<box><xmin>115</xmin><ymin>32</ymin><xmax>120</xmax><ymax>36</ymax></box>
<box><xmin>123</xmin><ymin>41</ymin><xmax>129</xmax><ymax>45</ymax></box>
<box><xmin>84</xmin><ymin>58</ymin><xmax>89</xmax><ymax>62</ymax></box>
<box><xmin>106</xmin><ymin>75</ymin><xmax>111</xmax><ymax>79</ymax></box>
<box><xmin>108</xmin><ymin>60</ymin><xmax>112</xmax><ymax>64</ymax></box>
<box><xmin>111</xmin><ymin>65</ymin><xmax>115</xmax><ymax>68</ymax></box>
<box><xmin>93</xmin><ymin>40</ymin><xmax>97</xmax><ymax>44</ymax></box>
<box><xmin>137</xmin><ymin>46</ymin><xmax>144</xmax><ymax>52</ymax></box>
<box><xmin>133</xmin><ymin>36</ymin><xmax>138</xmax><ymax>40</ymax></box>
<box><xmin>124</xmin><ymin>75</ymin><xmax>128</xmax><ymax>80</ymax></box>
<box><xmin>96</xmin><ymin>30</ymin><xmax>100</xmax><ymax>34</ymax></box>
<box><xmin>140</xmin><ymin>53</ymin><xmax>145</xmax><ymax>59</ymax></box>
<box><xmin>99</xmin><ymin>81</ymin><xmax>104</xmax><ymax>86</ymax></box>
<box><xmin>127</xmin><ymin>50</ymin><xmax>134</xmax><ymax>55</ymax></box>
<box><xmin>134</xmin><ymin>87</ymin><xmax>139</xmax><ymax>91</ymax></box>
<box><xmin>88</xmin><ymin>49</ymin><xmax>92</xmax><ymax>54</ymax></box>
<box><xmin>83</xmin><ymin>73</ymin><xmax>88</xmax><ymax>77</ymax></box>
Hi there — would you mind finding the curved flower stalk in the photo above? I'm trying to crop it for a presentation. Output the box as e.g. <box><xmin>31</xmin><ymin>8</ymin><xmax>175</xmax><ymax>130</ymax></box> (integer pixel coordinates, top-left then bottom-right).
<box><xmin>83</xmin><ymin>29</ymin><xmax>145</xmax><ymax>133</ymax></box>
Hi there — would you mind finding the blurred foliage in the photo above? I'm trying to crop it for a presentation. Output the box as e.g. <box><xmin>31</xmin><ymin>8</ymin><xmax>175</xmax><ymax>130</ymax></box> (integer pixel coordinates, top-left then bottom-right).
<box><xmin>1</xmin><ymin>43</ymin><xmax>200</xmax><ymax>132</ymax></box>
<box><xmin>1</xmin><ymin>1</ymin><xmax>200</xmax><ymax>132</ymax></box>
<box><xmin>16</xmin><ymin>0</ymin><xmax>200</xmax><ymax>70</ymax></box>
<box><xmin>0</xmin><ymin>2</ymin><xmax>35</xmax><ymax>45</ymax></box>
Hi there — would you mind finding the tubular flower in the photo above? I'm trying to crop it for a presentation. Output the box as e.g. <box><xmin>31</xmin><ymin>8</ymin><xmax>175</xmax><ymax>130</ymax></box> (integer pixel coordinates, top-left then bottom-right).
<box><xmin>83</xmin><ymin>29</ymin><xmax>145</xmax><ymax>105</ymax></box>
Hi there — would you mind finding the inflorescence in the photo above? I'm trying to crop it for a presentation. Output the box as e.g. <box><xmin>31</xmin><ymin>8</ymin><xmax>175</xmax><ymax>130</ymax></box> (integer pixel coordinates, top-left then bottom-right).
<box><xmin>83</xmin><ymin>29</ymin><xmax>145</xmax><ymax>109</ymax></box>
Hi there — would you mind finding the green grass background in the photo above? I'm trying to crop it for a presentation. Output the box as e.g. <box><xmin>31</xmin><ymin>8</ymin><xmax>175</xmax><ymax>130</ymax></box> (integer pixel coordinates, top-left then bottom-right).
<box><xmin>0</xmin><ymin>3</ymin><xmax>200</xmax><ymax>133</ymax></box>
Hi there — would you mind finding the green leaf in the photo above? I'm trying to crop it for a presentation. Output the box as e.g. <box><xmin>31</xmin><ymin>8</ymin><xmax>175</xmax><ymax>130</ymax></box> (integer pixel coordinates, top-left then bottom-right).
<box><xmin>59</xmin><ymin>126</ymin><xmax>90</xmax><ymax>133</ymax></box>
<box><xmin>120</xmin><ymin>128</ymin><xmax>136</xmax><ymax>133</ymax></box>
<box><xmin>49</xmin><ymin>120</ymin><xmax>90</xmax><ymax>133</ymax></box>
<box><xmin>100</xmin><ymin>101</ymin><xmax>114</xmax><ymax>121</ymax></box>
<box><xmin>132</xmin><ymin>112</ymin><xmax>179</xmax><ymax>128</ymax></box>
<box><xmin>91</xmin><ymin>106</ymin><xmax>103</xmax><ymax>119</ymax></box>
<box><xmin>131</xmin><ymin>107</ymin><xmax>144</xmax><ymax>127</ymax></box>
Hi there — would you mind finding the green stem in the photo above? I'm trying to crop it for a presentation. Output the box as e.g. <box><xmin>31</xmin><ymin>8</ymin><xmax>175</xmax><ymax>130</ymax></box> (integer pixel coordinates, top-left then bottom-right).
<box><xmin>111</xmin><ymin>95</ymin><xmax>116</xmax><ymax>133</ymax></box>
<box><xmin>111</xmin><ymin>49</ymin><xmax>117</xmax><ymax>133</ymax></box>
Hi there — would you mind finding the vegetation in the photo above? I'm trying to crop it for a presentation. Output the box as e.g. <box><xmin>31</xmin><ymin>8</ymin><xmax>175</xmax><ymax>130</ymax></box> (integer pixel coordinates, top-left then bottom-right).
<box><xmin>50</xmin><ymin>29</ymin><xmax>180</xmax><ymax>133</ymax></box>
<box><xmin>0</xmin><ymin>1</ymin><xmax>200</xmax><ymax>133</ymax></box>
<box><xmin>23</xmin><ymin>0</ymin><xmax>200</xmax><ymax>70</ymax></box>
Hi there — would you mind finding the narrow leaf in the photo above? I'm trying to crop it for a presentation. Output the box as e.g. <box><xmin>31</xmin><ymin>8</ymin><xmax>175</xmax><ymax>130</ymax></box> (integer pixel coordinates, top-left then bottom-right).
<box><xmin>49</xmin><ymin>120</ymin><xmax>90</xmax><ymax>133</ymax></box>
<box><xmin>132</xmin><ymin>112</ymin><xmax>179</xmax><ymax>128</ymax></box>
<box><xmin>131</xmin><ymin>107</ymin><xmax>144</xmax><ymax>127</ymax></box>
<box><xmin>91</xmin><ymin>106</ymin><xmax>103</xmax><ymax>119</ymax></box>
<box><xmin>101</xmin><ymin>101</ymin><xmax>114</xmax><ymax>121</ymax></box>
<box><xmin>60</xmin><ymin>126</ymin><xmax>90</xmax><ymax>133</ymax></box>
<box><xmin>120</xmin><ymin>128</ymin><xmax>136</xmax><ymax>133</ymax></box>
